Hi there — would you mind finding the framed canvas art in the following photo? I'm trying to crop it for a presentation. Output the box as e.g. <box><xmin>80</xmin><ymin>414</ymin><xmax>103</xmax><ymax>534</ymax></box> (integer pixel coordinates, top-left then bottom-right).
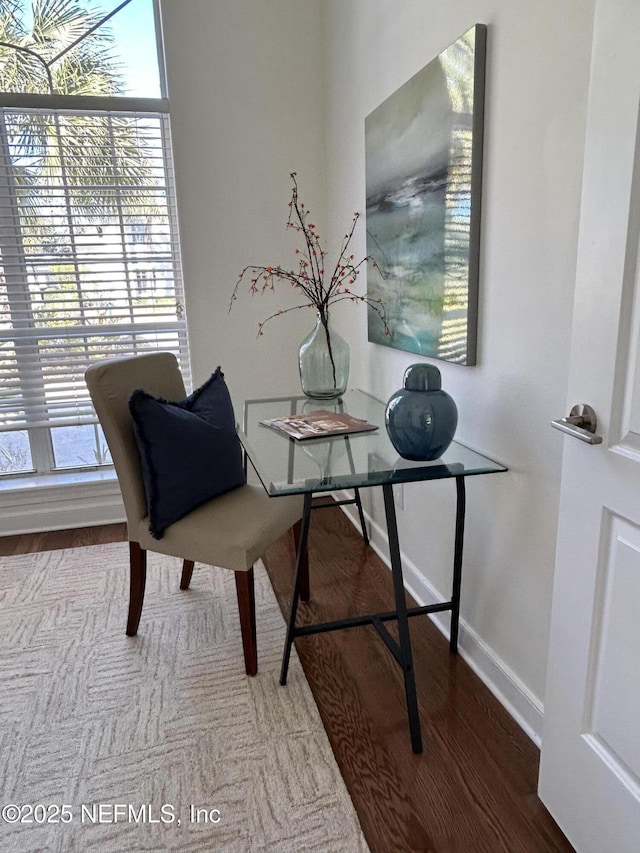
<box><xmin>366</xmin><ymin>24</ymin><xmax>486</xmax><ymax>365</ymax></box>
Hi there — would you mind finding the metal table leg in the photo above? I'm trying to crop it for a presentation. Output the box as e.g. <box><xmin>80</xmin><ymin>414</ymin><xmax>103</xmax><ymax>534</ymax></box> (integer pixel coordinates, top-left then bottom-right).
<box><xmin>338</xmin><ymin>398</ymin><xmax>369</xmax><ymax>545</ymax></box>
<box><xmin>279</xmin><ymin>477</ymin><xmax>468</xmax><ymax>754</ymax></box>
<box><xmin>382</xmin><ymin>483</ymin><xmax>423</xmax><ymax>754</ymax></box>
<box><xmin>353</xmin><ymin>487</ymin><xmax>369</xmax><ymax>545</ymax></box>
<box><xmin>449</xmin><ymin>476</ymin><xmax>466</xmax><ymax>653</ymax></box>
<box><xmin>280</xmin><ymin>491</ymin><xmax>313</xmax><ymax>686</ymax></box>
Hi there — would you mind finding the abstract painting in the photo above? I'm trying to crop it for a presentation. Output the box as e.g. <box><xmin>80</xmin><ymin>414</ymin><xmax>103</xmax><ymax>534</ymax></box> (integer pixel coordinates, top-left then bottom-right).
<box><xmin>366</xmin><ymin>24</ymin><xmax>486</xmax><ymax>365</ymax></box>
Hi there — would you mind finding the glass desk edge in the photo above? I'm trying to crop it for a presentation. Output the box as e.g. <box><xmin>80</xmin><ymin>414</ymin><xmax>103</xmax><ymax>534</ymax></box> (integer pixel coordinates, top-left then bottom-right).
<box><xmin>238</xmin><ymin>390</ymin><xmax>507</xmax><ymax>497</ymax></box>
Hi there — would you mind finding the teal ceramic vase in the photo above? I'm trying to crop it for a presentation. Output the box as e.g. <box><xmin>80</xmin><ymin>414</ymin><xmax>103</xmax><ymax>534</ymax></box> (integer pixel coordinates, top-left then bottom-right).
<box><xmin>385</xmin><ymin>363</ymin><xmax>458</xmax><ymax>460</ymax></box>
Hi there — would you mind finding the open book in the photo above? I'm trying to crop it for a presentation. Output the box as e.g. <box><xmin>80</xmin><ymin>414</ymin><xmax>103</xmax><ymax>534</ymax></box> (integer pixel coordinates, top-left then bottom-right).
<box><xmin>259</xmin><ymin>409</ymin><xmax>379</xmax><ymax>441</ymax></box>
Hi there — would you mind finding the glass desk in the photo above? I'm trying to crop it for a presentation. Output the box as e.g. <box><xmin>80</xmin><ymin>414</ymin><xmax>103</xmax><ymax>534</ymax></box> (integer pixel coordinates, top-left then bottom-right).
<box><xmin>238</xmin><ymin>390</ymin><xmax>507</xmax><ymax>753</ymax></box>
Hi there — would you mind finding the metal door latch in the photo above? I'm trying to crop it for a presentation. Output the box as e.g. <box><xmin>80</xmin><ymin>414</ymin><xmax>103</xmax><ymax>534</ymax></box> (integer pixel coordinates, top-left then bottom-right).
<box><xmin>551</xmin><ymin>404</ymin><xmax>603</xmax><ymax>444</ymax></box>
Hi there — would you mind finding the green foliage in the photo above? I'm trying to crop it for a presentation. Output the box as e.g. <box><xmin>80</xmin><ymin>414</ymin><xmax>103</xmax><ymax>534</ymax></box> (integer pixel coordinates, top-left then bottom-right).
<box><xmin>0</xmin><ymin>0</ymin><xmax>122</xmax><ymax>95</ymax></box>
<box><xmin>0</xmin><ymin>1</ymin><xmax>158</xmax><ymax>221</ymax></box>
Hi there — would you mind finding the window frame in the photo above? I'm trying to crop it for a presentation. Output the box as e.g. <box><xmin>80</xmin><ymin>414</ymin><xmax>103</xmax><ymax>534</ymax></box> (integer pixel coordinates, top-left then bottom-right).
<box><xmin>0</xmin><ymin>1</ymin><xmax>190</xmax><ymax>482</ymax></box>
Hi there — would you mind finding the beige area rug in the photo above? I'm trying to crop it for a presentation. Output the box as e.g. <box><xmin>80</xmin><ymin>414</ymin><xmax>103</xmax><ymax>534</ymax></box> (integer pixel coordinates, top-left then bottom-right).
<box><xmin>0</xmin><ymin>544</ymin><xmax>369</xmax><ymax>853</ymax></box>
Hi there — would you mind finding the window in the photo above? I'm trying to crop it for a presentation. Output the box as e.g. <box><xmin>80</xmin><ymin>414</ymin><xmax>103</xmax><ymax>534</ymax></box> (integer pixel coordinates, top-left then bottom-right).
<box><xmin>0</xmin><ymin>0</ymin><xmax>189</xmax><ymax>477</ymax></box>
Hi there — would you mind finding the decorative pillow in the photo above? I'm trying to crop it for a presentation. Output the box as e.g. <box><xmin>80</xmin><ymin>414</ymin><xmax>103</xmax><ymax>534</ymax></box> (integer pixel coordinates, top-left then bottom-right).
<box><xmin>129</xmin><ymin>366</ymin><xmax>246</xmax><ymax>539</ymax></box>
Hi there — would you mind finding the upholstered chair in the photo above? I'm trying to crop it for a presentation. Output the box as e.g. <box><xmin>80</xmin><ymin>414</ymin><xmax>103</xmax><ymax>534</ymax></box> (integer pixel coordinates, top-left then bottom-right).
<box><xmin>85</xmin><ymin>352</ymin><xmax>304</xmax><ymax>675</ymax></box>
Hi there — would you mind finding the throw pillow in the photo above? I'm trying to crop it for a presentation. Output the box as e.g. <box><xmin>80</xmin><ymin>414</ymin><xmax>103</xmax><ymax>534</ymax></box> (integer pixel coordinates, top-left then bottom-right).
<box><xmin>129</xmin><ymin>366</ymin><xmax>246</xmax><ymax>539</ymax></box>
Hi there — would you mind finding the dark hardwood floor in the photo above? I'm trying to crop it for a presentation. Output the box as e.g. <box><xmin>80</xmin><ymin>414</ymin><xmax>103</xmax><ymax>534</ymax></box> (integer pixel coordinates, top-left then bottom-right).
<box><xmin>0</xmin><ymin>508</ymin><xmax>573</xmax><ymax>853</ymax></box>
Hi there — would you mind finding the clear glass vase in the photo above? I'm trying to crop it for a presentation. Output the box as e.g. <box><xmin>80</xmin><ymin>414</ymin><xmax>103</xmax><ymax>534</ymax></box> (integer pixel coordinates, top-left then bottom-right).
<box><xmin>298</xmin><ymin>311</ymin><xmax>349</xmax><ymax>398</ymax></box>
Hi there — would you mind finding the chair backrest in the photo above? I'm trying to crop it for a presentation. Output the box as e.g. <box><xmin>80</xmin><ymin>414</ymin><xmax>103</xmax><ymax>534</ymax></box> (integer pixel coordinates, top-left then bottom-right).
<box><xmin>85</xmin><ymin>352</ymin><xmax>187</xmax><ymax>532</ymax></box>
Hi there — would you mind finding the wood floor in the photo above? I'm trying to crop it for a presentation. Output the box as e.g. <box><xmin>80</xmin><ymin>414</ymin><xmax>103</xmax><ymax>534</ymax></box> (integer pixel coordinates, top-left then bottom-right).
<box><xmin>0</xmin><ymin>509</ymin><xmax>574</xmax><ymax>853</ymax></box>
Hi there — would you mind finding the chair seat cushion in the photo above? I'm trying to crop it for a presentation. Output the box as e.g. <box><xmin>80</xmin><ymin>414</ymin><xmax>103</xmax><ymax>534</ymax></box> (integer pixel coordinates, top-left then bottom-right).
<box><xmin>135</xmin><ymin>483</ymin><xmax>303</xmax><ymax>571</ymax></box>
<box><xmin>129</xmin><ymin>366</ymin><xmax>246</xmax><ymax>539</ymax></box>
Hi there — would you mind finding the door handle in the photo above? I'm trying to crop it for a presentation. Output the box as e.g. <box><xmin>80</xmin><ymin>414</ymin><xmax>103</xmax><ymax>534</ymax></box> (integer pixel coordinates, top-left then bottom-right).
<box><xmin>551</xmin><ymin>404</ymin><xmax>603</xmax><ymax>444</ymax></box>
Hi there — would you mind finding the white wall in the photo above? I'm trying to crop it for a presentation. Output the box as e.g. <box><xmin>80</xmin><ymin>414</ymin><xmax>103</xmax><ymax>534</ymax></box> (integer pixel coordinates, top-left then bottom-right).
<box><xmin>322</xmin><ymin>0</ymin><xmax>595</xmax><ymax>735</ymax></box>
<box><xmin>159</xmin><ymin>0</ymin><xmax>326</xmax><ymax>404</ymax></box>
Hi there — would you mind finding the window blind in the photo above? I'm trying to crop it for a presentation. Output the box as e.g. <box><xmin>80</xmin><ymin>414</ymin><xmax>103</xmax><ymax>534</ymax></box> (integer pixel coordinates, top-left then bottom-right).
<box><xmin>0</xmin><ymin>107</ymin><xmax>190</xmax><ymax>432</ymax></box>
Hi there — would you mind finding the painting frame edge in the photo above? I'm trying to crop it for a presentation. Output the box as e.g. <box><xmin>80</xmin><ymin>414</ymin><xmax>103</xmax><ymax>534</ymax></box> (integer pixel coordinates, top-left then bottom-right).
<box><xmin>466</xmin><ymin>22</ymin><xmax>487</xmax><ymax>366</ymax></box>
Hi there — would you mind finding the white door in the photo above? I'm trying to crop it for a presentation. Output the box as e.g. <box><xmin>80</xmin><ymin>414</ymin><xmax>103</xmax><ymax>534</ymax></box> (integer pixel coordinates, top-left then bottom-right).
<box><xmin>538</xmin><ymin>1</ymin><xmax>640</xmax><ymax>850</ymax></box>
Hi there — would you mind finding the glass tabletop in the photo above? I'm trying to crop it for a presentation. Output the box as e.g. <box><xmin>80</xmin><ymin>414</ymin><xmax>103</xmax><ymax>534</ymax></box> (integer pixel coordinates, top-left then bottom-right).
<box><xmin>238</xmin><ymin>390</ymin><xmax>507</xmax><ymax>496</ymax></box>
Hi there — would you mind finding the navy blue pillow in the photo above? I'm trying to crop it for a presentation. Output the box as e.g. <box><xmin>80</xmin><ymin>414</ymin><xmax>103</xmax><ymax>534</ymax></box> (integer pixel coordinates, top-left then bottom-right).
<box><xmin>129</xmin><ymin>366</ymin><xmax>246</xmax><ymax>539</ymax></box>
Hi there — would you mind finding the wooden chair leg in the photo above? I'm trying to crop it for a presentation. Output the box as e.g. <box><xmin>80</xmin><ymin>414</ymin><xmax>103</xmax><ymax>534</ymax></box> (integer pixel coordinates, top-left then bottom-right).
<box><xmin>293</xmin><ymin>519</ymin><xmax>310</xmax><ymax>603</ymax></box>
<box><xmin>180</xmin><ymin>559</ymin><xmax>195</xmax><ymax>590</ymax></box>
<box><xmin>235</xmin><ymin>568</ymin><xmax>257</xmax><ymax>676</ymax></box>
<box><xmin>127</xmin><ymin>541</ymin><xmax>147</xmax><ymax>636</ymax></box>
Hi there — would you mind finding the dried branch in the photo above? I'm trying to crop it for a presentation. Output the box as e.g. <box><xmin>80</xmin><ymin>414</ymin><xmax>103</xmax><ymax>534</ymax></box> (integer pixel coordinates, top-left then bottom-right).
<box><xmin>229</xmin><ymin>172</ymin><xmax>390</xmax><ymax>338</ymax></box>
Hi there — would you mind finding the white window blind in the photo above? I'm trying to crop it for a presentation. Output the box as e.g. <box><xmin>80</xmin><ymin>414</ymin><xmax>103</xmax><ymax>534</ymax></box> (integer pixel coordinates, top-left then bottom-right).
<box><xmin>0</xmin><ymin>106</ymin><xmax>190</xmax><ymax>433</ymax></box>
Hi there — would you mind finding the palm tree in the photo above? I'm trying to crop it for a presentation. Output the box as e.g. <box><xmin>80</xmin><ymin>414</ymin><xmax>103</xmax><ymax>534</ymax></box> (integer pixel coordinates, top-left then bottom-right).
<box><xmin>0</xmin><ymin>0</ymin><xmax>125</xmax><ymax>96</ymax></box>
<box><xmin>0</xmin><ymin>0</ymin><xmax>156</xmax><ymax>221</ymax></box>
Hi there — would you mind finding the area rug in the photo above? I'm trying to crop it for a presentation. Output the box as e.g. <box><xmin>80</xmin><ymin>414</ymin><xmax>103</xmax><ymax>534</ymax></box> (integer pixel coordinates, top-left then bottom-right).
<box><xmin>0</xmin><ymin>544</ymin><xmax>369</xmax><ymax>852</ymax></box>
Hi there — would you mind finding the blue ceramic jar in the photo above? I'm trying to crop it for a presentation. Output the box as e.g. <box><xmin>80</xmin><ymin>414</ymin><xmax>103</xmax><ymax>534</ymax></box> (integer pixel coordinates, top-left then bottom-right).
<box><xmin>385</xmin><ymin>363</ymin><xmax>458</xmax><ymax>461</ymax></box>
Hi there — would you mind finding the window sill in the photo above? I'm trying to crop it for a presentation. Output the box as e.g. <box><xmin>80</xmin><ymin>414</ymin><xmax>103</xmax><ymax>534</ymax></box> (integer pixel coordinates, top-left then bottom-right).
<box><xmin>0</xmin><ymin>467</ymin><xmax>117</xmax><ymax>494</ymax></box>
<box><xmin>0</xmin><ymin>468</ymin><xmax>124</xmax><ymax>535</ymax></box>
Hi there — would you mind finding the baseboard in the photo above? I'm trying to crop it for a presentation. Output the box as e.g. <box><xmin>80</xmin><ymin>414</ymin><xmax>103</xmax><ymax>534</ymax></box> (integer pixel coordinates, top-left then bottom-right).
<box><xmin>335</xmin><ymin>491</ymin><xmax>544</xmax><ymax>747</ymax></box>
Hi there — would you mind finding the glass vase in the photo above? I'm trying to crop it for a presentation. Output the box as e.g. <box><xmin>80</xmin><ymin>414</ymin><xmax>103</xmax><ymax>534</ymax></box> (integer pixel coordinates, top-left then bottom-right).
<box><xmin>298</xmin><ymin>311</ymin><xmax>349</xmax><ymax>399</ymax></box>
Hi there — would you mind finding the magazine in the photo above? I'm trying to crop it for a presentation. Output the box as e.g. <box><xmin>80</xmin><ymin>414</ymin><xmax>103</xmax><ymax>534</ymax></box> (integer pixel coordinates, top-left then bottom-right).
<box><xmin>260</xmin><ymin>409</ymin><xmax>379</xmax><ymax>441</ymax></box>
